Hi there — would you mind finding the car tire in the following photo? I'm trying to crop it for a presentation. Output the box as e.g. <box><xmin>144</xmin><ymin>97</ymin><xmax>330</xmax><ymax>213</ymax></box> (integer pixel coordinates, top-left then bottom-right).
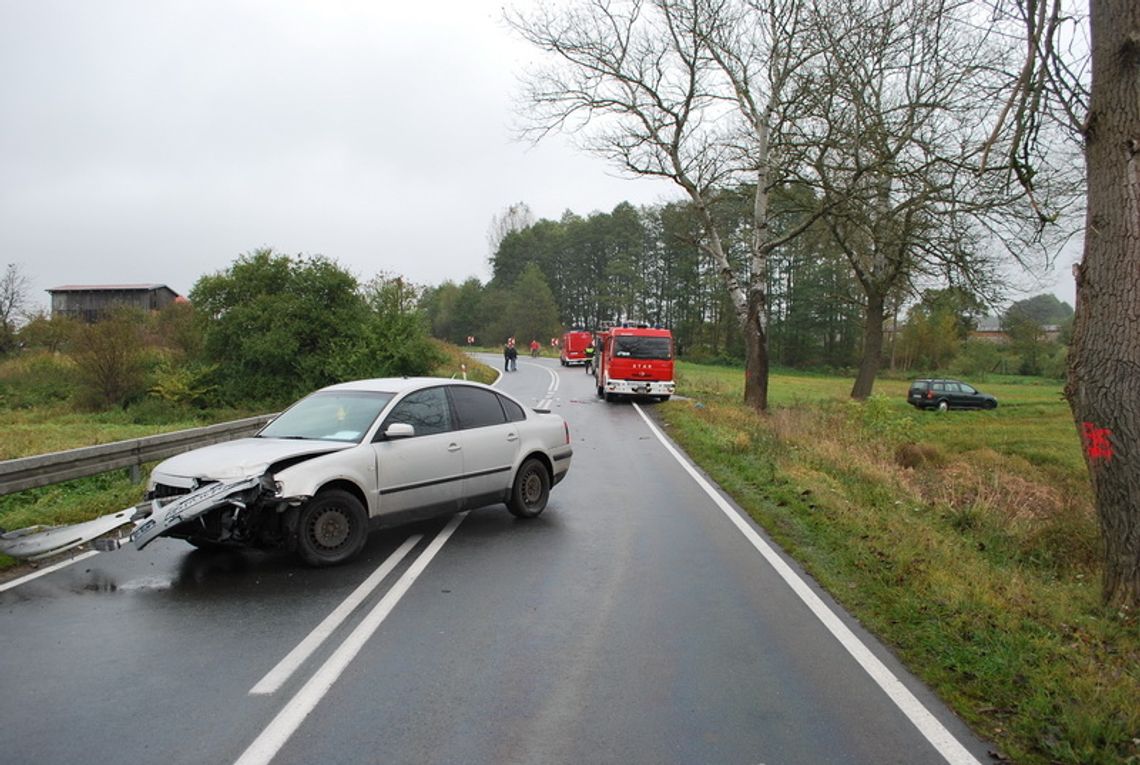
<box><xmin>296</xmin><ymin>489</ymin><xmax>368</xmax><ymax>567</ymax></box>
<box><xmin>937</xmin><ymin>399</ymin><xmax>949</xmax><ymax>412</ymax></box>
<box><xmin>985</xmin><ymin>399</ymin><xmax>997</xmax><ymax>410</ymax></box>
<box><xmin>508</xmin><ymin>458</ymin><xmax>550</xmax><ymax>519</ymax></box>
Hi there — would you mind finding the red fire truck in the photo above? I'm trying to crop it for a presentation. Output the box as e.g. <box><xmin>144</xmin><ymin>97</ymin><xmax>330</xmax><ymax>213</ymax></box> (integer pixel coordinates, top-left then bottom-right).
<box><xmin>593</xmin><ymin>323</ymin><xmax>675</xmax><ymax>402</ymax></box>
<box><xmin>560</xmin><ymin>329</ymin><xmax>594</xmax><ymax>366</ymax></box>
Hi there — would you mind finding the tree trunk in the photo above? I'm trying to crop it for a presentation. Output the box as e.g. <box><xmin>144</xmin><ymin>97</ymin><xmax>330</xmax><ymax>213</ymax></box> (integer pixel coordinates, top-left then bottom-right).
<box><xmin>1065</xmin><ymin>0</ymin><xmax>1140</xmax><ymax>608</ymax></box>
<box><xmin>851</xmin><ymin>290</ymin><xmax>886</xmax><ymax>400</ymax></box>
<box><xmin>744</xmin><ymin>287</ymin><xmax>770</xmax><ymax>411</ymax></box>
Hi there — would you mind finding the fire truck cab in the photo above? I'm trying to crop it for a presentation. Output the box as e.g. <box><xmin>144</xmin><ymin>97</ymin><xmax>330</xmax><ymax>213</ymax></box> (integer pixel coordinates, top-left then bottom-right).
<box><xmin>593</xmin><ymin>323</ymin><xmax>675</xmax><ymax>402</ymax></box>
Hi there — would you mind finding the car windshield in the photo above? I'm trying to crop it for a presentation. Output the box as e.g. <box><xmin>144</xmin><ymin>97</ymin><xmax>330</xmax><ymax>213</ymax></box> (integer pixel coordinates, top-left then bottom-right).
<box><xmin>613</xmin><ymin>336</ymin><xmax>672</xmax><ymax>359</ymax></box>
<box><xmin>259</xmin><ymin>391</ymin><xmax>395</xmax><ymax>442</ymax></box>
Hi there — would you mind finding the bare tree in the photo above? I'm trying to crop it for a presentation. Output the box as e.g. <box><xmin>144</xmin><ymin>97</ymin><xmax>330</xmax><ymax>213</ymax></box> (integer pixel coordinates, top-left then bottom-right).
<box><xmin>806</xmin><ymin>0</ymin><xmax>1060</xmax><ymax>399</ymax></box>
<box><xmin>0</xmin><ymin>263</ymin><xmax>32</xmax><ymax>353</ymax></box>
<box><xmin>487</xmin><ymin>202</ymin><xmax>537</xmax><ymax>256</ymax></box>
<box><xmin>507</xmin><ymin>0</ymin><xmax>824</xmax><ymax>410</ymax></box>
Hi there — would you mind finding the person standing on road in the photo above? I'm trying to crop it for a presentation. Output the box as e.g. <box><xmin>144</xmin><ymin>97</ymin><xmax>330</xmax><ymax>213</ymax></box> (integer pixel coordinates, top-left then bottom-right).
<box><xmin>530</xmin><ymin>339</ymin><xmax>541</xmax><ymax>358</ymax></box>
<box><xmin>507</xmin><ymin>341</ymin><xmax>518</xmax><ymax>371</ymax></box>
<box><xmin>503</xmin><ymin>340</ymin><xmax>512</xmax><ymax>372</ymax></box>
<box><xmin>584</xmin><ymin>341</ymin><xmax>596</xmax><ymax>373</ymax></box>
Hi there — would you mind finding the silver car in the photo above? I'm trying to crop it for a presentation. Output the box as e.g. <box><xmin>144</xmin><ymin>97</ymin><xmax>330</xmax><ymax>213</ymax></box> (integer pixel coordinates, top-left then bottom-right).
<box><xmin>136</xmin><ymin>378</ymin><xmax>573</xmax><ymax>565</ymax></box>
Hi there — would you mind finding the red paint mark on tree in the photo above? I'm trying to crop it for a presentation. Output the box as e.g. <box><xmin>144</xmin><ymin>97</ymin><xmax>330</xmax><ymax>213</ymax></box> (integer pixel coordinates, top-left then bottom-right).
<box><xmin>1081</xmin><ymin>422</ymin><xmax>1114</xmax><ymax>462</ymax></box>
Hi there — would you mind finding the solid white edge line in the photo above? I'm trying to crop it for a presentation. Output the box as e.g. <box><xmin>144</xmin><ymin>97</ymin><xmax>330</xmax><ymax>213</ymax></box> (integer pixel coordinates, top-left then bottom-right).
<box><xmin>0</xmin><ymin>550</ymin><xmax>101</xmax><ymax>593</ymax></box>
<box><xmin>249</xmin><ymin>535</ymin><xmax>423</xmax><ymax>695</ymax></box>
<box><xmin>234</xmin><ymin>512</ymin><xmax>467</xmax><ymax>765</ymax></box>
<box><xmin>632</xmin><ymin>403</ymin><xmax>983</xmax><ymax>765</ymax></box>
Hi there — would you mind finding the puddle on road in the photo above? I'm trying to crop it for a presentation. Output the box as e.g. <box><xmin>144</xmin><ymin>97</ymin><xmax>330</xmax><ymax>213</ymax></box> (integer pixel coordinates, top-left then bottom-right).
<box><xmin>77</xmin><ymin>572</ymin><xmax>173</xmax><ymax>594</ymax></box>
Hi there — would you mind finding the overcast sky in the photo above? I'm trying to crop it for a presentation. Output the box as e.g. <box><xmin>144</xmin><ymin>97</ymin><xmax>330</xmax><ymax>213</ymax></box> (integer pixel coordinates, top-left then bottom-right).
<box><xmin>1</xmin><ymin>0</ymin><xmax>1076</xmax><ymax>313</ymax></box>
<box><xmin>0</xmin><ymin>0</ymin><xmax>682</xmax><ymax>310</ymax></box>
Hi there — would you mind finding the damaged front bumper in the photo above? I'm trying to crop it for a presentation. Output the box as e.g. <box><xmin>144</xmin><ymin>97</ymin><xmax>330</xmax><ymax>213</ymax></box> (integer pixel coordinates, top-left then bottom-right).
<box><xmin>0</xmin><ymin>474</ymin><xmax>267</xmax><ymax>561</ymax></box>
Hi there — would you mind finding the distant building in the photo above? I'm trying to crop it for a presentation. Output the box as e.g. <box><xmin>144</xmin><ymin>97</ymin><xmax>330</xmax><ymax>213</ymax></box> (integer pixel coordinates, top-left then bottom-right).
<box><xmin>47</xmin><ymin>284</ymin><xmax>183</xmax><ymax>323</ymax></box>
<box><xmin>968</xmin><ymin>316</ymin><xmax>1064</xmax><ymax>344</ymax></box>
<box><xmin>969</xmin><ymin>316</ymin><xmax>1008</xmax><ymax>344</ymax></box>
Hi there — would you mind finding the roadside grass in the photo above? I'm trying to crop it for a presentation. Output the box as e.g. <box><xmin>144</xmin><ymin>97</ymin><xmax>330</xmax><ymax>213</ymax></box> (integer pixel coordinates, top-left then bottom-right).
<box><xmin>0</xmin><ymin>346</ymin><xmax>496</xmax><ymax>570</ymax></box>
<box><xmin>664</xmin><ymin>362</ymin><xmax>1137</xmax><ymax>765</ymax></box>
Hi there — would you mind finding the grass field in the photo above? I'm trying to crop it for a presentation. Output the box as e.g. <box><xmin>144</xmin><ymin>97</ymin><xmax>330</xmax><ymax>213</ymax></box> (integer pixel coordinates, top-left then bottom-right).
<box><xmin>661</xmin><ymin>362</ymin><xmax>1136</xmax><ymax>765</ymax></box>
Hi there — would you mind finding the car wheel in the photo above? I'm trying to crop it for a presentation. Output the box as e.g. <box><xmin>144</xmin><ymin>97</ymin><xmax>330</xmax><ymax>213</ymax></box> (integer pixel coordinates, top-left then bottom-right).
<box><xmin>937</xmin><ymin>399</ymin><xmax>949</xmax><ymax>412</ymax></box>
<box><xmin>508</xmin><ymin>458</ymin><xmax>550</xmax><ymax>518</ymax></box>
<box><xmin>296</xmin><ymin>489</ymin><xmax>368</xmax><ymax>566</ymax></box>
<box><xmin>985</xmin><ymin>399</ymin><xmax>997</xmax><ymax>410</ymax></box>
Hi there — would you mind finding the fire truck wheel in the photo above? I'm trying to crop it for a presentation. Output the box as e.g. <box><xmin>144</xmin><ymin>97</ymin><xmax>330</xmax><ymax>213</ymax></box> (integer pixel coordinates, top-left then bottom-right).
<box><xmin>604</xmin><ymin>389</ymin><xmax>616</xmax><ymax>402</ymax></box>
<box><xmin>508</xmin><ymin>458</ymin><xmax>550</xmax><ymax>518</ymax></box>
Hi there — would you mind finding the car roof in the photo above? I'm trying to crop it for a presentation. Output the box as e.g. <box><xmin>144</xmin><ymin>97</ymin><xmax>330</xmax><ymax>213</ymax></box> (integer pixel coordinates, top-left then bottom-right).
<box><xmin>317</xmin><ymin>377</ymin><xmax>493</xmax><ymax>395</ymax></box>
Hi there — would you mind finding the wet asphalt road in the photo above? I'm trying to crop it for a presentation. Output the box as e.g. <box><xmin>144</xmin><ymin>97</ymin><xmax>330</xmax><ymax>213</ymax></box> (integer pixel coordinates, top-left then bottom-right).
<box><xmin>0</xmin><ymin>358</ymin><xmax>993</xmax><ymax>764</ymax></box>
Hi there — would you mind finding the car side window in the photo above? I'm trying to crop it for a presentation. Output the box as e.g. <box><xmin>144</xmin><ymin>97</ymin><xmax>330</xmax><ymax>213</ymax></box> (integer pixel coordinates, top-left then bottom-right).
<box><xmin>933</xmin><ymin>382</ymin><xmax>947</xmax><ymax>392</ymax></box>
<box><xmin>961</xmin><ymin>384</ymin><xmax>976</xmax><ymax>394</ymax></box>
<box><xmin>944</xmin><ymin>382</ymin><xmax>961</xmax><ymax>393</ymax></box>
<box><xmin>499</xmin><ymin>394</ymin><xmax>526</xmax><ymax>423</ymax></box>
<box><xmin>381</xmin><ymin>387</ymin><xmax>453</xmax><ymax>437</ymax></box>
<box><xmin>450</xmin><ymin>386</ymin><xmax>507</xmax><ymax>429</ymax></box>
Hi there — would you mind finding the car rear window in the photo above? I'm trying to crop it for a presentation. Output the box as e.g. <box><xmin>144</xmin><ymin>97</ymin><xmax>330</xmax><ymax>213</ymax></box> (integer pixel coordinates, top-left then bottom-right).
<box><xmin>499</xmin><ymin>395</ymin><xmax>526</xmax><ymax>422</ymax></box>
<box><xmin>450</xmin><ymin>386</ymin><xmax>508</xmax><ymax>429</ymax></box>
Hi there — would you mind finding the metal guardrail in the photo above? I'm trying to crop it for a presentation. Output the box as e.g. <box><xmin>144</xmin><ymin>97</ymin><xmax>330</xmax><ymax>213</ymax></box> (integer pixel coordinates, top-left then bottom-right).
<box><xmin>0</xmin><ymin>414</ymin><xmax>276</xmax><ymax>496</ymax></box>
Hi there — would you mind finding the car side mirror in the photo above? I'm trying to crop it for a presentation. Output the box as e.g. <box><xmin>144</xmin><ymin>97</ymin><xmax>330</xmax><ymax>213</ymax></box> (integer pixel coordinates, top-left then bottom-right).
<box><xmin>383</xmin><ymin>423</ymin><xmax>415</xmax><ymax>439</ymax></box>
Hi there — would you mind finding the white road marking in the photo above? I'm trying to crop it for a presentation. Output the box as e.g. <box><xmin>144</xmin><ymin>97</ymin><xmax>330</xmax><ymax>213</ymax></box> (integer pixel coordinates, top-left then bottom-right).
<box><xmin>632</xmin><ymin>404</ymin><xmax>983</xmax><ymax>765</ymax></box>
<box><xmin>234</xmin><ymin>513</ymin><xmax>467</xmax><ymax>765</ymax></box>
<box><xmin>248</xmin><ymin>535</ymin><xmax>422</xmax><ymax>695</ymax></box>
<box><xmin>0</xmin><ymin>550</ymin><xmax>101</xmax><ymax>593</ymax></box>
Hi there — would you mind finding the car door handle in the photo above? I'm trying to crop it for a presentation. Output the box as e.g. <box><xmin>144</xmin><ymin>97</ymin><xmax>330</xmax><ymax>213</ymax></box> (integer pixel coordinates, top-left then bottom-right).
<box><xmin>506</xmin><ymin>433</ymin><xmax>519</xmax><ymax>442</ymax></box>
<box><xmin>448</xmin><ymin>443</ymin><xmax>461</xmax><ymax>452</ymax></box>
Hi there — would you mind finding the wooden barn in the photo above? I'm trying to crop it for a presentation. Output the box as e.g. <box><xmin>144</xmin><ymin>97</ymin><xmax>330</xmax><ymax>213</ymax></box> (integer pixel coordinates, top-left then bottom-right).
<box><xmin>47</xmin><ymin>284</ymin><xmax>183</xmax><ymax>322</ymax></box>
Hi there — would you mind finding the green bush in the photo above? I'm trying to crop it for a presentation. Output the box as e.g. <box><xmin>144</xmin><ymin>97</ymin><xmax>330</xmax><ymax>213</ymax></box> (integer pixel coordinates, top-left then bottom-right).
<box><xmin>843</xmin><ymin>394</ymin><xmax>918</xmax><ymax>445</ymax></box>
<box><xmin>0</xmin><ymin>352</ymin><xmax>76</xmax><ymax>407</ymax></box>
<box><xmin>950</xmin><ymin>340</ymin><xmax>1002</xmax><ymax>380</ymax></box>
<box><xmin>148</xmin><ymin>360</ymin><xmax>220</xmax><ymax>408</ymax></box>
<box><xmin>70</xmin><ymin>309</ymin><xmax>149</xmax><ymax>410</ymax></box>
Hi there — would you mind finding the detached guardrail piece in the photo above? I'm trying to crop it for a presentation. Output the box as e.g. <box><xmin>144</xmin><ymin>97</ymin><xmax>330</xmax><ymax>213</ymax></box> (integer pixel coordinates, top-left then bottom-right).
<box><xmin>0</xmin><ymin>506</ymin><xmax>141</xmax><ymax>560</ymax></box>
